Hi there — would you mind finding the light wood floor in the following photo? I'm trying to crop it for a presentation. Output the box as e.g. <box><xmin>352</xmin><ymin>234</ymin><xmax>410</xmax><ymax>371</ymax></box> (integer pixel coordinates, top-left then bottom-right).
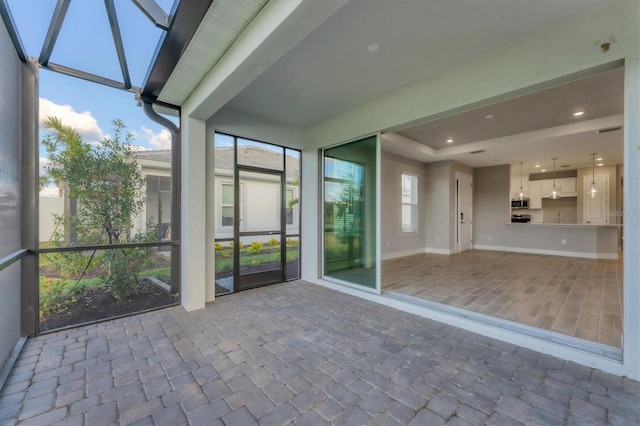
<box><xmin>383</xmin><ymin>250</ymin><xmax>623</xmax><ymax>347</ymax></box>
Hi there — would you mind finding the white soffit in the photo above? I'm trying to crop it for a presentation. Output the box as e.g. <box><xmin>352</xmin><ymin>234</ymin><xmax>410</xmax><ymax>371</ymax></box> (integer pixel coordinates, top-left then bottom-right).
<box><xmin>225</xmin><ymin>0</ymin><xmax>616</xmax><ymax>127</ymax></box>
<box><xmin>158</xmin><ymin>0</ymin><xmax>267</xmax><ymax>106</ymax></box>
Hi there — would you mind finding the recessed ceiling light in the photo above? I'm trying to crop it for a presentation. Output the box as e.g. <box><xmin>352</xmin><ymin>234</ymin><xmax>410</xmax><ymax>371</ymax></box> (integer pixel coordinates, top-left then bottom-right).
<box><xmin>446</xmin><ymin>138</ymin><xmax>454</xmax><ymax>143</ymax></box>
<box><xmin>366</xmin><ymin>43</ymin><xmax>380</xmax><ymax>53</ymax></box>
<box><xmin>598</xmin><ymin>163</ymin><xmax>604</xmax><ymax>166</ymax></box>
<box><xmin>573</xmin><ymin>111</ymin><xmax>585</xmax><ymax>116</ymax></box>
<box><xmin>541</xmin><ymin>169</ymin><xmax>547</xmax><ymax>172</ymax></box>
<box><xmin>484</xmin><ymin>114</ymin><xmax>494</xmax><ymax>119</ymax></box>
<box><xmin>535</xmin><ymin>164</ymin><xmax>540</xmax><ymax>168</ymax></box>
<box><xmin>596</xmin><ymin>157</ymin><xmax>603</xmax><ymax>161</ymax></box>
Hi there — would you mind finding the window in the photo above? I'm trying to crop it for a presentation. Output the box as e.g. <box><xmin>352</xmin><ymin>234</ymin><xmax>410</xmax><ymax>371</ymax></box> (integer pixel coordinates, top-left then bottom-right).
<box><xmin>286</xmin><ymin>188</ymin><xmax>297</xmax><ymax>225</ymax></box>
<box><xmin>221</xmin><ymin>183</ymin><xmax>241</xmax><ymax>227</ymax></box>
<box><xmin>402</xmin><ymin>173</ymin><xmax>418</xmax><ymax>233</ymax></box>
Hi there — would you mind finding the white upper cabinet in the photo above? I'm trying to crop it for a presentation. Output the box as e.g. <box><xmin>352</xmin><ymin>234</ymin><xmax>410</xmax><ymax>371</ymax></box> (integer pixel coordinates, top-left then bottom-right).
<box><xmin>528</xmin><ymin>180</ymin><xmax>542</xmax><ymax>209</ymax></box>
<box><xmin>540</xmin><ymin>177</ymin><xmax>577</xmax><ymax>198</ymax></box>
<box><xmin>510</xmin><ymin>175</ymin><xmax>529</xmax><ymax>198</ymax></box>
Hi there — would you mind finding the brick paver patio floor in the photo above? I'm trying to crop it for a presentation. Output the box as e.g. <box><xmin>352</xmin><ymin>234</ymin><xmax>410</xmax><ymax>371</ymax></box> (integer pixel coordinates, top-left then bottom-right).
<box><xmin>0</xmin><ymin>281</ymin><xmax>638</xmax><ymax>425</ymax></box>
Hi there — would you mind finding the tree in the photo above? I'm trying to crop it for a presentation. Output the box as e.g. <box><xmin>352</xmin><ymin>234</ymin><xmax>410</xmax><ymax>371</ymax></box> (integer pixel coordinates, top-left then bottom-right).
<box><xmin>42</xmin><ymin>117</ymin><xmax>155</xmax><ymax>298</ymax></box>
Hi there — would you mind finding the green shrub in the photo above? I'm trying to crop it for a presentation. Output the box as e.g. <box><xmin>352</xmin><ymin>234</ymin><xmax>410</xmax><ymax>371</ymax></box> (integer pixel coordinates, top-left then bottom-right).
<box><xmin>215</xmin><ymin>242</ymin><xmax>223</xmax><ymax>250</ymax></box>
<box><xmin>247</xmin><ymin>241</ymin><xmax>264</xmax><ymax>254</ymax></box>
<box><xmin>267</xmin><ymin>237</ymin><xmax>279</xmax><ymax>246</ymax></box>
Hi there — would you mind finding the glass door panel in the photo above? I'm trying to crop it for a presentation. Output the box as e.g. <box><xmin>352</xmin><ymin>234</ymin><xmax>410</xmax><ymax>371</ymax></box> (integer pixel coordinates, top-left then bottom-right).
<box><xmin>236</xmin><ymin>168</ymin><xmax>284</xmax><ymax>290</ymax></box>
<box><xmin>323</xmin><ymin>136</ymin><xmax>378</xmax><ymax>289</ymax></box>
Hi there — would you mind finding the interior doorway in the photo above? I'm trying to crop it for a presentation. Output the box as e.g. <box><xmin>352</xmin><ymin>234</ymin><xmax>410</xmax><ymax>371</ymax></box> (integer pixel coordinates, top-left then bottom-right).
<box><xmin>456</xmin><ymin>171</ymin><xmax>473</xmax><ymax>252</ymax></box>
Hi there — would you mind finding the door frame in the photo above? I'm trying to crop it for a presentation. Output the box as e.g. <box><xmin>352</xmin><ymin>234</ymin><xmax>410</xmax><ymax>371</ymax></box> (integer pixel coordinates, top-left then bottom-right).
<box><xmin>455</xmin><ymin>171</ymin><xmax>473</xmax><ymax>253</ymax></box>
<box><xmin>233</xmin><ymin>165</ymin><xmax>286</xmax><ymax>291</ymax></box>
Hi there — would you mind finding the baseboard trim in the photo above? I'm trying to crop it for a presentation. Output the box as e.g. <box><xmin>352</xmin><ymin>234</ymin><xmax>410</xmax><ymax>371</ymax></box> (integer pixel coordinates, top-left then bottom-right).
<box><xmin>381</xmin><ymin>248</ymin><xmax>425</xmax><ymax>260</ymax></box>
<box><xmin>473</xmin><ymin>245</ymin><xmax>618</xmax><ymax>260</ymax></box>
<box><xmin>0</xmin><ymin>336</ymin><xmax>27</xmax><ymax>393</ymax></box>
<box><xmin>424</xmin><ymin>247</ymin><xmax>455</xmax><ymax>255</ymax></box>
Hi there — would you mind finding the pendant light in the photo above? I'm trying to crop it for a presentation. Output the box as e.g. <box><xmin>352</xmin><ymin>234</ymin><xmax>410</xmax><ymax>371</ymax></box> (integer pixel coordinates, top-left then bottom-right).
<box><xmin>589</xmin><ymin>153</ymin><xmax>600</xmax><ymax>198</ymax></box>
<box><xmin>518</xmin><ymin>162</ymin><xmax>525</xmax><ymax>200</ymax></box>
<box><xmin>551</xmin><ymin>158</ymin><xmax>561</xmax><ymax>200</ymax></box>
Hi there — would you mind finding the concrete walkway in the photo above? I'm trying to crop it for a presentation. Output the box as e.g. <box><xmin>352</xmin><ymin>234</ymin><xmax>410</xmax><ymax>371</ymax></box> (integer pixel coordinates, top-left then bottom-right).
<box><xmin>0</xmin><ymin>281</ymin><xmax>638</xmax><ymax>425</ymax></box>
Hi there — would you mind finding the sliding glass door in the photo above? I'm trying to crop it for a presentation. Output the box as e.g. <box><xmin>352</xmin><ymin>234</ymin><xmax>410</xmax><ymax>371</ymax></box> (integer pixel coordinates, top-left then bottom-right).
<box><xmin>323</xmin><ymin>136</ymin><xmax>379</xmax><ymax>290</ymax></box>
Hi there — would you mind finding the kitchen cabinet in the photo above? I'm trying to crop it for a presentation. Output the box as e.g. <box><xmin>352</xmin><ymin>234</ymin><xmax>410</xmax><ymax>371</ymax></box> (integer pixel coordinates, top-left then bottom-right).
<box><xmin>539</xmin><ymin>177</ymin><xmax>577</xmax><ymax>198</ymax></box>
<box><xmin>528</xmin><ymin>180</ymin><xmax>542</xmax><ymax>209</ymax></box>
<box><xmin>510</xmin><ymin>175</ymin><xmax>528</xmax><ymax>198</ymax></box>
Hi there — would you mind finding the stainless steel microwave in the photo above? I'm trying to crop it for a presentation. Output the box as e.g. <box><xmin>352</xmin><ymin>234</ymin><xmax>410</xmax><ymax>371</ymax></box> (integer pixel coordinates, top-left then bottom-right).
<box><xmin>511</xmin><ymin>198</ymin><xmax>529</xmax><ymax>209</ymax></box>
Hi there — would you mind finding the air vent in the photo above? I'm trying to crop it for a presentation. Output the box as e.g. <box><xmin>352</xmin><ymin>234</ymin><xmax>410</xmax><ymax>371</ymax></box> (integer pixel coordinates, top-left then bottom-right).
<box><xmin>597</xmin><ymin>126</ymin><xmax>622</xmax><ymax>133</ymax></box>
<box><xmin>561</xmin><ymin>164</ymin><xmax>571</xmax><ymax>168</ymax></box>
<box><xmin>470</xmin><ymin>150</ymin><xmax>485</xmax><ymax>154</ymax></box>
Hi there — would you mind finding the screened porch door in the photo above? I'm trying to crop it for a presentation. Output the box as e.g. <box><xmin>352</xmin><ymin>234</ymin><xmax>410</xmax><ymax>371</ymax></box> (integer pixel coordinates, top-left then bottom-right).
<box><xmin>235</xmin><ymin>166</ymin><xmax>285</xmax><ymax>291</ymax></box>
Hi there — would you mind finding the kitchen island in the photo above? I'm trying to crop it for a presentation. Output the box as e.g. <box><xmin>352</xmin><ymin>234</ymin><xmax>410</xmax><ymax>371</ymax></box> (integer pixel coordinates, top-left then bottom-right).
<box><xmin>474</xmin><ymin>223</ymin><xmax>621</xmax><ymax>259</ymax></box>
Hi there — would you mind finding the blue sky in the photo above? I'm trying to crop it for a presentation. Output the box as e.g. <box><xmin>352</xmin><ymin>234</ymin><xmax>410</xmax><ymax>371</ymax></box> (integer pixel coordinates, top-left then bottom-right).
<box><xmin>7</xmin><ymin>0</ymin><xmax>176</xmax><ymax>194</ymax></box>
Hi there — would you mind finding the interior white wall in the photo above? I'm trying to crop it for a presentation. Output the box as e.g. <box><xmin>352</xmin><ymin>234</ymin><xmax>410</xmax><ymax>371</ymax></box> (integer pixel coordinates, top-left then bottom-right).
<box><xmin>380</xmin><ymin>152</ymin><xmax>427</xmax><ymax>259</ymax></box>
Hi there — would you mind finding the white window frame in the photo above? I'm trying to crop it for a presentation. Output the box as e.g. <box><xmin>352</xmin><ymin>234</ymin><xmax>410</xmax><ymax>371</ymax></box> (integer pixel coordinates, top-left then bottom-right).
<box><xmin>285</xmin><ymin>187</ymin><xmax>298</xmax><ymax>227</ymax></box>
<box><xmin>220</xmin><ymin>182</ymin><xmax>243</xmax><ymax>229</ymax></box>
<box><xmin>401</xmin><ymin>173</ymin><xmax>418</xmax><ymax>233</ymax></box>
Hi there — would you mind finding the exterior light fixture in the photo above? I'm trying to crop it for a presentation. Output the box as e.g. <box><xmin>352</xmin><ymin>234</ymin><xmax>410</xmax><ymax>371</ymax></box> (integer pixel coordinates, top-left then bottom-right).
<box><xmin>589</xmin><ymin>153</ymin><xmax>600</xmax><ymax>198</ymax></box>
<box><xmin>551</xmin><ymin>158</ymin><xmax>561</xmax><ymax>199</ymax></box>
<box><xmin>573</xmin><ymin>111</ymin><xmax>585</xmax><ymax>116</ymax></box>
<box><xmin>446</xmin><ymin>138</ymin><xmax>454</xmax><ymax>143</ymax></box>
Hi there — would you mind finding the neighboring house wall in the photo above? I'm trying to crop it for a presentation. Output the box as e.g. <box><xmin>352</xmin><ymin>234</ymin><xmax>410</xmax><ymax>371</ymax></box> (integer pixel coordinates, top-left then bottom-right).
<box><xmin>381</xmin><ymin>152</ymin><xmax>426</xmax><ymax>258</ymax></box>
<box><xmin>39</xmin><ymin>197</ymin><xmax>65</xmax><ymax>242</ymax></box>
<box><xmin>0</xmin><ymin>18</ymin><xmax>23</xmax><ymax>373</ymax></box>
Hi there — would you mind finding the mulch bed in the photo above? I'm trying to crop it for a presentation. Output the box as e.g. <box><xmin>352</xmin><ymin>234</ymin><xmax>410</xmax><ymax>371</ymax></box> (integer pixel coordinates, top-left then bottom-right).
<box><xmin>40</xmin><ymin>279</ymin><xmax>178</xmax><ymax>332</ymax></box>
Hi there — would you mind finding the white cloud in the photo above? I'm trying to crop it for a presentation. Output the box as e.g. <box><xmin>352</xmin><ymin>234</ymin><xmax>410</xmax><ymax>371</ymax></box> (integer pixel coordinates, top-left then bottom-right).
<box><xmin>141</xmin><ymin>127</ymin><xmax>172</xmax><ymax>150</ymax></box>
<box><xmin>40</xmin><ymin>186</ymin><xmax>60</xmax><ymax>197</ymax></box>
<box><xmin>39</xmin><ymin>98</ymin><xmax>104</xmax><ymax>141</ymax></box>
<box><xmin>39</xmin><ymin>157</ymin><xmax>50</xmax><ymax>176</ymax></box>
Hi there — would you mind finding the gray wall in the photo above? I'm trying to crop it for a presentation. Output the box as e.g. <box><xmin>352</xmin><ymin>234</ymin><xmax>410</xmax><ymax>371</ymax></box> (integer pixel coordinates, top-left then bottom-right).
<box><xmin>423</xmin><ymin>160</ymin><xmax>474</xmax><ymax>252</ymax></box>
<box><xmin>424</xmin><ymin>162</ymin><xmax>451</xmax><ymax>251</ymax></box>
<box><xmin>381</xmin><ymin>152</ymin><xmax>427</xmax><ymax>256</ymax></box>
<box><xmin>0</xmin><ymin>19</ymin><xmax>23</xmax><ymax>371</ymax></box>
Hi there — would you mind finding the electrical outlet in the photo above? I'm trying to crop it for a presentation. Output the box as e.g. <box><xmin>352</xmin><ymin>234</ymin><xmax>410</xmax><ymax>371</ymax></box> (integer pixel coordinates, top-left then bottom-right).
<box><xmin>562</xmin><ymin>239</ymin><xmax>567</xmax><ymax>245</ymax></box>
